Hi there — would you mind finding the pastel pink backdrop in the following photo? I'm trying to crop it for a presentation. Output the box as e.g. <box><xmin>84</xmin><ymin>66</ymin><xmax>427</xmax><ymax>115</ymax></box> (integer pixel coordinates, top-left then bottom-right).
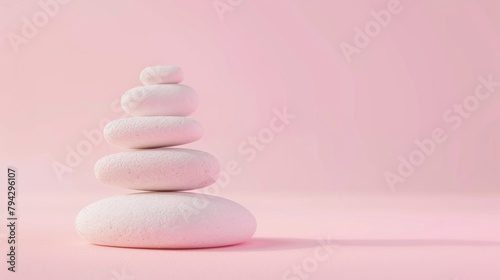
<box><xmin>1</xmin><ymin>0</ymin><xmax>500</xmax><ymax>194</ymax></box>
<box><xmin>0</xmin><ymin>0</ymin><xmax>497</xmax><ymax>195</ymax></box>
<box><xmin>2</xmin><ymin>1</ymin><xmax>500</xmax><ymax>280</ymax></box>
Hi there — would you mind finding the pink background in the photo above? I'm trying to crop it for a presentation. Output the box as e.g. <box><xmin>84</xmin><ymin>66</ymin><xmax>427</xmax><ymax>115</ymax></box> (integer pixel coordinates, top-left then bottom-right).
<box><xmin>1</xmin><ymin>0</ymin><xmax>500</xmax><ymax>194</ymax></box>
<box><xmin>1</xmin><ymin>0</ymin><xmax>500</xmax><ymax>279</ymax></box>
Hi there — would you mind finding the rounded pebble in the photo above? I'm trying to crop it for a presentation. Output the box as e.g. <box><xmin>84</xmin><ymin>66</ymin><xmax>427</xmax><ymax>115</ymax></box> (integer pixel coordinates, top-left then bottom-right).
<box><xmin>94</xmin><ymin>148</ymin><xmax>220</xmax><ymax>191</ymax></box>
<box><xmin>104</xmin><ymin>116</ymin><xmax>203</xmax><ymax>149</ymax></box>
<box><xmin>121</xmin><ymin>84</ymin><xmax>198</xmax><ymax>117</ymax></box>
<box><xmin>140</xmin><ymin>65</ymin><xmax>184</xmax><ymax>85</ymax></box>
<box><xmin>76</xmin><ymin>192</ymin><xmax>257</xmax><ymax>248</ymax></box>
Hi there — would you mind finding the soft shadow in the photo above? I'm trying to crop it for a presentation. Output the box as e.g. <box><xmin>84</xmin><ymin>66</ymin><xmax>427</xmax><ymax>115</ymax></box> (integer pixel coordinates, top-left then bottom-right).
<box><xmin>205</xmin><ymin>238</ymin><xmax>500</xmax><ymax>252</ymax></box>
<box><xmin>83</xmin><ymin>238</ymin><xmax>500</xmax><ymax>252</ymax></box>
<box><xmin>85</xmin><ymin>237</ymin><xmax>319</xmax><ymax>252</ymax></box>
<box><xmin>206</xmin><ymin>237</ymin><xmax>319</xmax><ymax>252</ymax></box>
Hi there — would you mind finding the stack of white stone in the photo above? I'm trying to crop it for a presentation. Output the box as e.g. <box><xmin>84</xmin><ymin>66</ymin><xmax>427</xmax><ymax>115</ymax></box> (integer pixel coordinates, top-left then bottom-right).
<box><xmin>76</xmin><ymin>66</ymin><xmax>256</xmax><ymax>249</ymax></box>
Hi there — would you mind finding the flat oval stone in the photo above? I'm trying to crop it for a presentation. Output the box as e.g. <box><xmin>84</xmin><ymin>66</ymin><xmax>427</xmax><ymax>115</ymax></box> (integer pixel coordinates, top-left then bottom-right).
<box><xmin>121</xmin><ymin>84</ymin><xmax>198</xmax><ymax>117</ymax></box>
<box><xmin>140</xmin><ymin>65</ymin><xmax>184</xmax><ymax>85</ymax></box>
<box><xmin>104</xmin><ymin>116</ymin><xmax>203</xmax><ymax>149</ymax></box>
<box><xmin>94</xmin><ymin>148</ymin><xmax>220</xmax><ymax>191</ymax></box>
<box><xmin>75</xmin><ymin>192</ymin><xmax>257</xmax><ymax>248</ymax></box>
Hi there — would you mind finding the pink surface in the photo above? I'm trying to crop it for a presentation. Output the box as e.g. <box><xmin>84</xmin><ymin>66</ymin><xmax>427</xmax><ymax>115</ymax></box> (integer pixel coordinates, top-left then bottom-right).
<box><xmin>1</xmin><ymin>0</ymin><xmax>500</xmax><ymax>279</ymax></box>
<box><xmin>2</xmin><ymin>191</ymin><xmax>500</xmax><ymax>280</ymax></box>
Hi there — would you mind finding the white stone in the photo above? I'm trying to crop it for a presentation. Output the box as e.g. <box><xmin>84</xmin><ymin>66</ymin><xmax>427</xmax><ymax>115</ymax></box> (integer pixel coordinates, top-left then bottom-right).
<box><xmin>104</xmin><ymin>116</ymin><xmax>203</xmax><ymax>149</ymax></box>
<box><xmin>140</xmin><ymin>65</ymin><xmax>184</xmax><ymax>85</ymax></box>
<box><xmin>121</xmin><ymin>84</ymin><xmax>198</xmax><ymax>117</ymax></box>
<box><xmin>95</xmin><ymin>148</ymin><xmax>220</xmax><ymax>191</ymax></box>
<box><xmin>75</xmin><ymin>192</ymin><xmax>257</xmax><ymax>248</ymax></box>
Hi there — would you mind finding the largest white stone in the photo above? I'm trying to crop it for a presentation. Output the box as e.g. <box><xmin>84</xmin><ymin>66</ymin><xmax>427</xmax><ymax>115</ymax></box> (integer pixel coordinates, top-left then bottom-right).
<box><xmin>76</xmin><ymin>193</ymin><xmax>257</xmax><ymax>248</ymax></box>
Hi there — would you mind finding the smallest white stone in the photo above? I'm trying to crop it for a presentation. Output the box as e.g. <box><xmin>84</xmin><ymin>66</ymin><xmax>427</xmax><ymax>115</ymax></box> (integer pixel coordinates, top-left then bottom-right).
<box><xmin>140</xmin><ymin>65</ymin><xmax>184</xmax><ymax>85</ymax></box>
